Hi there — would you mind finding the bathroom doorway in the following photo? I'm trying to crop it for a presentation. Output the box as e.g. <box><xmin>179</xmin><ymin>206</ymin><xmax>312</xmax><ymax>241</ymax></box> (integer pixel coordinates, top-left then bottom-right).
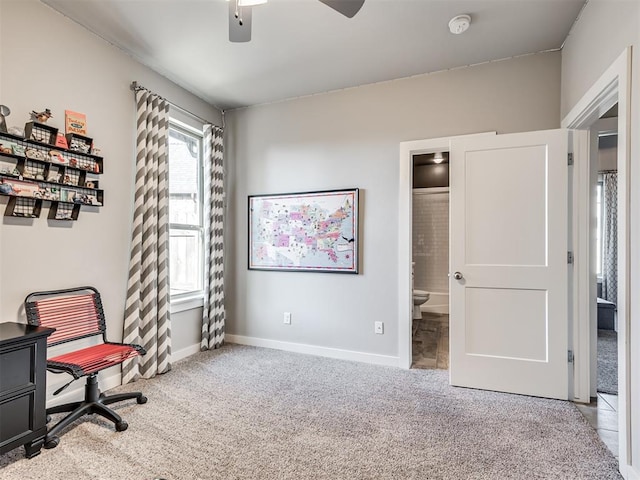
<box><xmin>411</xmin><ymin>152</ymin><xmax>450</xmax><ymax>369</ymax></box>
<box><xmin>397</xmin><ymin>132</ymin><xmax>496</xmax><ymax>370</ymax></box>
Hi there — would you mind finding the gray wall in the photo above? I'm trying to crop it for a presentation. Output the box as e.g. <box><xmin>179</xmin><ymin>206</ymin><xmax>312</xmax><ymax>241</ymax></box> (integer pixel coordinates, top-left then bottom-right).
<box><xmin>560</xmin><ymin>0</ymin><xmax>639</xmax><ymax>118</ymax></box>
<box><xmin>561</xmin><ymin>1</ymin><xmax>640</xmax><ymax>475</ymax></box>
<box><xmin>225</xmin><ymin>52</ymin><xmax>562</xmax><ymax>358</ymax></box>
<box><xmin>0</xmin><ymin>0</ymin><xmax>220</xmax><ymax>377</ymax></box>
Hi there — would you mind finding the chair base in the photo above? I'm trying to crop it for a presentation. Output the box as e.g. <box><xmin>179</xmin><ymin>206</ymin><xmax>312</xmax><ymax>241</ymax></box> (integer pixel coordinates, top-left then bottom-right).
<box><xmin>45</xmin><ymin>374</ymin><xmax>146</xmax><ymax>448</ymax></box>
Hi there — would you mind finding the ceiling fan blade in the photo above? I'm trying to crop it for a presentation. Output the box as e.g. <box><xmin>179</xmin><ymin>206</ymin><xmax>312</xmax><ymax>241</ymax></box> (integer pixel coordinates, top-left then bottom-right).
<box><xmin>229</xmin><ymin>2</ymin><xmax>252</xmax><ymax>43</ymax></box>
<box><xmin>318</xmin><ymin>0</ymin><xmax>364</xmax><ymax>18</ymax></box>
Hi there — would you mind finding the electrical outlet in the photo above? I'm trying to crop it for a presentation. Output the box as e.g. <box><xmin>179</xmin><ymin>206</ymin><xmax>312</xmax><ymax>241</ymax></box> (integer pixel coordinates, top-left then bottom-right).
<box><xmin>374</xmin><ymin>321</ymin><xmax>384</xmax><ymax>334</ymax></box>
<box><xmin>283</xmin><ymin>312</ymin><xmax>291</xmax><ymax>325</ymax></box>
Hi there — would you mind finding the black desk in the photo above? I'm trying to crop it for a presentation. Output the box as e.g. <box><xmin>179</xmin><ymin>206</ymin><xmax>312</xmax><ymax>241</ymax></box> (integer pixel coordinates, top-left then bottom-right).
<box><xmin>0</xmin><ymin>322</ymin><xmax>54</xmax><ymax>458</ymax></box>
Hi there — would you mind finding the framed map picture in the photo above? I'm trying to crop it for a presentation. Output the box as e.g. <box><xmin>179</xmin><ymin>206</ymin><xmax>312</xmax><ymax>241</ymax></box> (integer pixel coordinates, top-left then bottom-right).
<box><xmin>249</xmin><ymin>188</ymin><xmax>359</xmax><ymax>273</ymax></box>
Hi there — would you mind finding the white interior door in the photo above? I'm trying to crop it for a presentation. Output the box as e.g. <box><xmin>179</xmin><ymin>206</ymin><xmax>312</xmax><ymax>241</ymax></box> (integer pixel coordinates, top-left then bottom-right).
<box><xmin>450</xmin><ymin>129</ymin><xmax>569</xmax><ymax>400</ymax></box>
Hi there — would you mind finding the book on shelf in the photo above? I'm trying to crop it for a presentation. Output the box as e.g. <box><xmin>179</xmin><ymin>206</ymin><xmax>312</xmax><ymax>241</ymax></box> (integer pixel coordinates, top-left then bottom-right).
<box><xmin>65</xmin><ymin>110</ymin><xmax>87</xmax><ymax>136</ymax></box>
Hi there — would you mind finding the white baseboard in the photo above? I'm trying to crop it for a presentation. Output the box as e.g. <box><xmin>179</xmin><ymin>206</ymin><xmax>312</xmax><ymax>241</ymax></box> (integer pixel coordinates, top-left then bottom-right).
<box><xmin>226</xmin><ymin>334</ymin><xmax>399</xmax><ymax>367</ymax></box>
<box><xmin>172</xmin><ymin>343</ymin><xmax>201</xmax><ymax>362</ymax></box>
<box><xmin>623</xmin><ymin>464</ymin><xmax>640</xmax><ymax>480</ymax></box>
<box><xmin>45</xmin><ymin>339</ymin><xmax>398</xmax><ymax>408</ymax></box>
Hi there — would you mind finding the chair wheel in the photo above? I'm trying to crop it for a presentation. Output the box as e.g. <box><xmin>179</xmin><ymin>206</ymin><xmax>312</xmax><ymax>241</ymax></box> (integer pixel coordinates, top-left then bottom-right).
<box><xmin>116</xmin><ymin>421</ymin><xmax>128</xmax><ymax>432</ymax></box>
<box><xmin>44</xmin><ymin>436</ymin><xmax>59</xmax><ymax>449</ymax></box>
<box><xmin>137</xmin><ymin>395</ymin><xmax>148</xmax><ymax>404</ymax></box>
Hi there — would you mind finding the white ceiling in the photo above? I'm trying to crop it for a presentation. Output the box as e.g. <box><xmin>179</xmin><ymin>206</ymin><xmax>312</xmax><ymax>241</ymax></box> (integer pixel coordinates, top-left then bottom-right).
<box><xmin>41</xmin><ymin>0</ymin><xmax>585</xmax><ymax>111</ymax></box>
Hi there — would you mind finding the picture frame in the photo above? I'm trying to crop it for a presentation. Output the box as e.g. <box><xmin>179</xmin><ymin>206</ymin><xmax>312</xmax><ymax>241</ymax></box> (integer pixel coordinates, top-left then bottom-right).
<box><xmin>248</xmin><ymin>188</ymin><xmax>359</xmax><ymax>273</ymax></box>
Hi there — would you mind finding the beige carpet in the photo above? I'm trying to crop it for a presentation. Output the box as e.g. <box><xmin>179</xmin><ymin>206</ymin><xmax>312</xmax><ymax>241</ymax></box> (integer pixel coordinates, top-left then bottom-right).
<box><xmin>0</xmin><ymin>344</ymin><xmax>621</xmax><ymax>479</ymax></box>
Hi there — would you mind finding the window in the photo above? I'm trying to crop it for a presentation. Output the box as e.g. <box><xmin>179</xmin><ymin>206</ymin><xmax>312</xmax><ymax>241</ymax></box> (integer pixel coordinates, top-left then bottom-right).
<box><xmin>168</xmin><ymin>121</ymin><xmax>204</xmax><ymax>300</ymax></box>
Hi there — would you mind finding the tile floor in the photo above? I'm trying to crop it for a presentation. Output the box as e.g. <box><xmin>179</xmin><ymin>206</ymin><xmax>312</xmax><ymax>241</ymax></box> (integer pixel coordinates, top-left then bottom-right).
<box><xmin>576</xmin><ymin>393</ymin><xmax>619</xmax><ymax>458</ymax></box>
<box><xmin>412</xmin><ymin>313</ymin><xmax>449</xmax><ymax>369</ymax></box>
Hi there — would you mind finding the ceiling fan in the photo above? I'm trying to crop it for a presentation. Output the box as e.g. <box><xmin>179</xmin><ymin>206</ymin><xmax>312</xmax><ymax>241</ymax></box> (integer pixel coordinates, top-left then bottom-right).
<box><xmin>229</xmin><ymin>0</ymin><xmax>365</xmax><ymax>42</ymax></box>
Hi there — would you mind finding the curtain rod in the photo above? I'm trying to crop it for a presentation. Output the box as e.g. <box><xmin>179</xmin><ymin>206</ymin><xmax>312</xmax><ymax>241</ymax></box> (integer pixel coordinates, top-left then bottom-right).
<box><xmin>130</xmin><ymin>81</ymin><xmax>222</xmax><ymax>130</ymax></box>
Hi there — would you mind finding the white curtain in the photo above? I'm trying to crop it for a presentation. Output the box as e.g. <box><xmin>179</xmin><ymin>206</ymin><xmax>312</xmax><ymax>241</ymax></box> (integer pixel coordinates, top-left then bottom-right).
<box><xmin>201</xmin><ymin>125</ymin><xmax>225</xmax><ymax>350</ymax></box>
<box><xmin>122</xmin><ymin>88</ymin><xmax>172</xmax><ymax>383</ymax></box>
<box><xmin>601</xmin><ymin>172</ymin><xmax>618</xmax><ymax>305</ymax></box>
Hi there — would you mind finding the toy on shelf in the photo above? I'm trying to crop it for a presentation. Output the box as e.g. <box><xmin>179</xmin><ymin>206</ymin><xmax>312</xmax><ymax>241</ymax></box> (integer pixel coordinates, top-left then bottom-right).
<box><xmin>30</xmin><ymin>108</ymin><xmax>53</xmax><ymax>123</ymax></box>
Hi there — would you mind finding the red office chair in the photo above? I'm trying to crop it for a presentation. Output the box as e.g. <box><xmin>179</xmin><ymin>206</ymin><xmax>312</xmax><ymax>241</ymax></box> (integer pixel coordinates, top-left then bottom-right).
<box><xmin>24</xmin><ymin>286</ymin><xmax>147</xmax><ymax>449</ymax></box>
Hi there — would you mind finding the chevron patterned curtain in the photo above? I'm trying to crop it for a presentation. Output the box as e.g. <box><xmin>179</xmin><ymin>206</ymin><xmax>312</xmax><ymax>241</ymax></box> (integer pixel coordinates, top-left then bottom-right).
<box><xmin>122</xmin><ymin>88</ymin><xmax>172</xmax><ymax>383</ymax></box>
<box><xmin>201</xmin><ymin>125</ymin><xmax>225</xmax><ymax>350</ymax></box>
<box><xmin>601</xmin><ymin>172</ymin><xmax>618</xmax><ymax>305</ymax></box>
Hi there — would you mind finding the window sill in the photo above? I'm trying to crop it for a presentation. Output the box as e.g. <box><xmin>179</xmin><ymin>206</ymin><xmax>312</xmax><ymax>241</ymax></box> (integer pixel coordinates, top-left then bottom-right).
<box><xmin>170</xmin><ymin>295</ymin><xmax>204</xmax><ymax>314</ymax></box>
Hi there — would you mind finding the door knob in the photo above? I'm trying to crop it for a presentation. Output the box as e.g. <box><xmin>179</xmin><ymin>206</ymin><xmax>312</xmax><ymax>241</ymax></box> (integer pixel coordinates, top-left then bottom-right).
<box><xmin>453</xmin><ymin>271</ymin><xmax>463</xmax><ymax>280</ymax></box>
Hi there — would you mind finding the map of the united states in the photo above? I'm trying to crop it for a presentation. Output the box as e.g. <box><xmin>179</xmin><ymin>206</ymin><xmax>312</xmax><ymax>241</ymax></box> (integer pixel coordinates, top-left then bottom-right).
<box><xmin>249</xmin><ymin>190</ymin><xmax>358</xmax><ymax>272</ymax></box>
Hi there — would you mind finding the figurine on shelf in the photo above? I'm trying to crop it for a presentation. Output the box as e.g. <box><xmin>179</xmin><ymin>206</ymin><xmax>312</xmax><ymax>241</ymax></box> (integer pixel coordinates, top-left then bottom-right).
<box><xmin>48</xmin><ymin>150</ymin><xmax>64</xmax><ymax>163</ymax></box>
<box><xmin>30</xmin><ymin>108</ymin><xmax>53</xmax><ymax>123</ymax></box>
<box><xmin>0</xmin><ymin>143</ymin><xmax>12</xmax><ymax>155</ymax></box>
<box><xmin>25</xmin><ymin>148</ymin><xmax>45</xmax><ymax>160</ymax></box>
<box><xmin>0</xmin><ymin>178</ymin><xmax>16</xmax><ymax>195</ymax></box>
<box><xmin>75</xmin><ymin>194</ymin><xmax>89</xmax><ymax>204</ymax></box>
<box><xmin>0</xmin><ymin>105</ymin><xmax>10</xmax><ymax>133</ymax></box>
<box><xmin>12</xmin><ymin>145</ymin><xmax>25</xmax><ymax>156</ymax></box>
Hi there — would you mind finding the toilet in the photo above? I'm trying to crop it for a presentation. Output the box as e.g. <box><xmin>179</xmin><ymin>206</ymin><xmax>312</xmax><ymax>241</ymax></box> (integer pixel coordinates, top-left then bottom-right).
<box><xmin>411</xmin><ymin>262</ymin><xmax>430</xmax><ymax>320</ymax></box>
<box><xmin>413</xmin><ymin>289</ymin><xmax>430</xmax><ymax>320</ymax></box>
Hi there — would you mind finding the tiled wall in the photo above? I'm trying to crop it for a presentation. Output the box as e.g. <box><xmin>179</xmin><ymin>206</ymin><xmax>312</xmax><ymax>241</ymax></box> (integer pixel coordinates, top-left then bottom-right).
<box><xmin>412</xmin><ymin>190</ymin><xmax>449</xmax><ymax>293</ymax></box>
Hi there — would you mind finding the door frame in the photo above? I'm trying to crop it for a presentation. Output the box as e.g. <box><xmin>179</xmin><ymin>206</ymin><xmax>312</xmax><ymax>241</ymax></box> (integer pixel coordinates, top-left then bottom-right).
<box><xmin>398</xmin><ymin>132</ymin><xmax>495</xmax><ymax>369</ymax></box>
<box><xmin>561</xmin><ymin>47</ymin><xmax>631</xmax><ymax>474</ymax></box>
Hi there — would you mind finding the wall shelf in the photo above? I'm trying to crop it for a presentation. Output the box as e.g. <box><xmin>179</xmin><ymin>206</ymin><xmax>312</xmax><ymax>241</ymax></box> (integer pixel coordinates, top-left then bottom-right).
<box><xmin>0</xmin><ymin>126</ymin><xmax>104</xmax><ymax>221</ymax></box>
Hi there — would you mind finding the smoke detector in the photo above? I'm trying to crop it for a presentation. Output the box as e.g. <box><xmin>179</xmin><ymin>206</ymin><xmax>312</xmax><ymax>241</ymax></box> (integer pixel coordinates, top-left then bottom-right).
<box><xmin>449</xmin><ymin>14</ymin><xmax>471</xmax><ymax>35</ymax></box>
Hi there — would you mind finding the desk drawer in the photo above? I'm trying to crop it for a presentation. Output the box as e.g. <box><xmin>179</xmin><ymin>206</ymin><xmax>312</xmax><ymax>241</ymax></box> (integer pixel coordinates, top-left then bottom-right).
<box><xmin>0</xmin><ymin>343</ymin><xmax>35</xmax><ymax>394</ymax></box>
<box><xmin>0</xmin><ymin>391</ymin><xmax>34</xmax><ymax>447</ymax></box>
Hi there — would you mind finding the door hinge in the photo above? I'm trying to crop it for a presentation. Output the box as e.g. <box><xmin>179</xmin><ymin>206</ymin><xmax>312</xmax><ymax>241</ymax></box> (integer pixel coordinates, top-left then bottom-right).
<box><xmin>567</xmin><ymin>251</ymin><xmax>574</xmax><ymax>264</ymax></box>
<box><xmin>568</xmin><ymin>153</ymin><xmax>574</xmax><ymax>166</ymax></box>
<box><xmin>568</xmin><ymin>350</ymin><xmax>574</xmax><ymax>363</ymax></box>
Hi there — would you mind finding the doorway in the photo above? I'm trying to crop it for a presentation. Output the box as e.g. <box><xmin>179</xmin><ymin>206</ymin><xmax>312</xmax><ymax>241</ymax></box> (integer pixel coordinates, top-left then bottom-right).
<box><xmin>398</xmin><ymin>132</ymin><xmax>496</xmax><ymax>370</ymax></box>
<box><xmin>575</xmin><ymin>109</ymin><xmax>620</xmax><ymax>458</ymax></box>
<box><xmin>561</xmin><ymin>47</ymin><xmax>630</xmax><ymax>475</ymax></box>
<box><xmin>411</xmin><ymin>152</ymin><xmax>450</xmax><ymax>369</ymax></box>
